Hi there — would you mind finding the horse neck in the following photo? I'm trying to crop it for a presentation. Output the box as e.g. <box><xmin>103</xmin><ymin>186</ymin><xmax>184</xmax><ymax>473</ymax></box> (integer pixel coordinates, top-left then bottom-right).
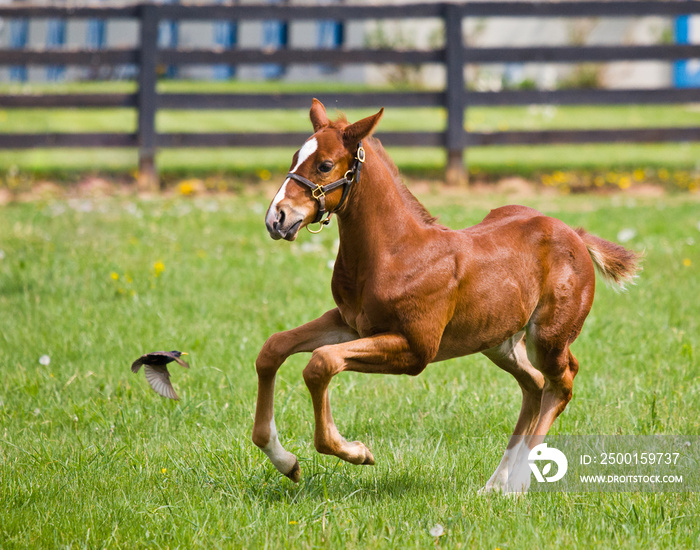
<box><xmin>335</xmin><ymin>144</ymin><xmax>422</xmax><ymax>261</ymax></box>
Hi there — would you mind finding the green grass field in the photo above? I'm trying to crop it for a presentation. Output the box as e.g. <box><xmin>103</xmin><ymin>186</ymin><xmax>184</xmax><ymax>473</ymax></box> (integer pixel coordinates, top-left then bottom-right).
<box><xmin>1</xmin><ymin>189</ymin><xmax>699</xmax><ymax>548</ymax></box>
<box><xmin>2</xmin><ymin>81</ymin><xmax>700</xmax><ymax>178</ymax></box>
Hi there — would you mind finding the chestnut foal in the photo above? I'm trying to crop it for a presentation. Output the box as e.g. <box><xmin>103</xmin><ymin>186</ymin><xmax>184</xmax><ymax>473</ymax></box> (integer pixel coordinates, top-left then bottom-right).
<box><xmin>253</xmin><ymin>99</ymin><xmax>640</xmax><ymax>493</ymax></box>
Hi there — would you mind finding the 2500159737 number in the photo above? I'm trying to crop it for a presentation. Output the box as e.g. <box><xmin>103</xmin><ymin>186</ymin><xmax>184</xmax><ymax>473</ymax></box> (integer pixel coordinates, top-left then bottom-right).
<box><xmin>599</xmin><ymin>452</ymin><xmax>681</xmax><ymax>465</ymax></box>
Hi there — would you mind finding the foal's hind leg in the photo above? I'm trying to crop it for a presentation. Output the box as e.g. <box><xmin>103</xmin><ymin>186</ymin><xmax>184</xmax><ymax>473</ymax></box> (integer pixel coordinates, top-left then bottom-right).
<box><xmin>501</xmin><ymin>338</ymin><xmax>581</xmax><ymax>493</ymax></box>
<box><xmin>479</xmin><ymin>331</ymin><xmax>544</xmax><ymax>494</ymax></box>
<box><xmin>252</xmin><ymin>309</ymin><xmax>358</xmax><ymax>481</ymax></box>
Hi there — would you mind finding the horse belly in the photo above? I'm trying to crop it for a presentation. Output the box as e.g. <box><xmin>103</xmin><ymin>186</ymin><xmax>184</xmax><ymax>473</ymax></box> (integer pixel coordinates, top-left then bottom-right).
<box><xmin>433</xmin><ymin>276</ymin><xmax>538</xmax><ymax>362</ymax></box>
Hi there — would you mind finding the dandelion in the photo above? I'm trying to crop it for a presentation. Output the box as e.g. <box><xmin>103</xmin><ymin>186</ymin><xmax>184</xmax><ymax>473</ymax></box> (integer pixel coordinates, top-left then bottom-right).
<box><xmin>161</xmin><ymin>468</ymin><xmax>167</xmax><ymax>474</ymax></box>
<box><xmin>110</xmin><ymin>272</ymin><xmax>119</xmax><ymax>281</ymax></box>
<box><xmin>633</xmin><ymin>169</ymin><xmax>646</xmax><ymax>181</ymax></box>
<box><xmin>178</xmin><ymin>179</ymin><xmax>202</xmax><ymax>196</ymax></box>
<box><xmin>618</xmin><ymin>176</ymin><xmax>632</xmax><ymax>190</ymax></box>
<box><xmin>258</xmin><ymin>169</ymin><xmax>272</xmax><ymax>181</ymax></box>
<box><xmin>683</xmin><ymin>258</ymin><xmax>692</xmax><ymax>267</ymax></box>
<box><xmin>153</xmin><ymin>261</ymin><xmax>165</xmax><ymax>277</ymax></box>
<box><xmin>39</xmin><ymin>355</ymin><xmax>51</xmax><ymax>366</ymax></box>
<box><xmin>658</xmin><ymin>168</ymin><xmax>670</xmax><ymax>181</ymax></box>
<box><xmin>552</xmin><ymin>171</ymin><xmax>568</xmax><ymax>184</ymax></box>
<box><xmin>429</xmin><ymin>523</ymin><xmax>445</xmax><ymax>538</ymax></box>
<box><xmin>288</xmin><ymin>520</ymin><xmax>298</xmax><ymax>525</ymax></box>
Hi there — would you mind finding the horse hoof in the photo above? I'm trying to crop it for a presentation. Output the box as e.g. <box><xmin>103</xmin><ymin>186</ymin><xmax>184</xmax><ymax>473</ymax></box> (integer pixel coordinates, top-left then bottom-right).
<box><xmin>284</xmin><ymin>459</ymin><xmax>301</xmax><ymax>483</ymax></box>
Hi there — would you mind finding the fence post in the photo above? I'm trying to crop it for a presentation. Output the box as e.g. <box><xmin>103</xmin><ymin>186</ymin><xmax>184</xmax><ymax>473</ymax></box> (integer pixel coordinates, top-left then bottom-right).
<box><xmin>137</xmin><ymin>2</ymin><xmax>159</xmax><ymax>192</ymax></box>
<box><xmin>444</xmin><ymin>2</ymin><xmax>466</xmax><ymax>186</ymax></box>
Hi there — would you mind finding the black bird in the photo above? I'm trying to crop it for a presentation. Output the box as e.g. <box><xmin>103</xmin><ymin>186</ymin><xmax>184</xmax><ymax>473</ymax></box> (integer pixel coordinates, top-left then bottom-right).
<box><xmin>131</xmin><ymin>351</ymin><xmax>189</xmax><ymax>400</ymax></box>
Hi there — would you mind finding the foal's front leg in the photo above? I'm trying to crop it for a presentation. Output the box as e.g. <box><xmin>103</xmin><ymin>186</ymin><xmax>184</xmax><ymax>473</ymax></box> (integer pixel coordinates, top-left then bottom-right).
<box><xmin>252</xmin><ymin>309</ymin><xmax>358</xmax><ymax>482</ymax></box>
<box><xmin>303</xmin><ymin>333</ymin><xmax>425</xmax><ymax>466</ymax></box>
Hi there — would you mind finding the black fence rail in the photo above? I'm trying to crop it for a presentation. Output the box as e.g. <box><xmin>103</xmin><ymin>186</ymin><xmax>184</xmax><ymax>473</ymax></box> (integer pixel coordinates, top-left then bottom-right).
<box><xmin>1</xmin><ymin>1</ymin><xmax>699</xmax><ymax>188</ymax></box>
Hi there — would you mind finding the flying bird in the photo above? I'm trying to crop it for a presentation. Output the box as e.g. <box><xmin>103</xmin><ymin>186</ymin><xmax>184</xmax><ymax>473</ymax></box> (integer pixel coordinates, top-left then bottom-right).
<box><xmin>131</xmin><ymin>351</ymin><xmax>189</xmax><ymax>400</ymax></box>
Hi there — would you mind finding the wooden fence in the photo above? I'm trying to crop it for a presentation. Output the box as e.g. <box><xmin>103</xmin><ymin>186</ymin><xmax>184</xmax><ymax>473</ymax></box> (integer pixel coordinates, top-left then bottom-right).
<box><xmin>1</xmin><ymin>1</ymin><xmax>700</xmax><ymax>188</ymax></box>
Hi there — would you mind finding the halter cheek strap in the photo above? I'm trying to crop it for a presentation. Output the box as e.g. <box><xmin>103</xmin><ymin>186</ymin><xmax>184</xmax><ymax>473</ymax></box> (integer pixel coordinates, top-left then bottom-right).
<box><xmin>285</xmin><ymin>141</ymin><xmax>365</xmax><ymax>231</ymax></box>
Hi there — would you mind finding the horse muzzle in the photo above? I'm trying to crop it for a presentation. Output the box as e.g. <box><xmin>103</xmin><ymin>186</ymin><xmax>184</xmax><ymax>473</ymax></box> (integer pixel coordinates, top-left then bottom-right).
<box><xmin>265</xmin><ymin>206</ymin><xmax>304</xmax><ymax>241</ymax></box>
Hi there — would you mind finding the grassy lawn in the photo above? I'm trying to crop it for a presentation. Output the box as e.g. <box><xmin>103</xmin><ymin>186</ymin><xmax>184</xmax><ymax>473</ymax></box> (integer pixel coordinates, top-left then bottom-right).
<box><xmin>1</xmin><ymin>81</ymin><xmax>700</xmax><ymax>178</ymax></box>
<box><xmin>1</xmin><ymin>188</ymin><xmax>699</xmax><ymax>548</ymax></box>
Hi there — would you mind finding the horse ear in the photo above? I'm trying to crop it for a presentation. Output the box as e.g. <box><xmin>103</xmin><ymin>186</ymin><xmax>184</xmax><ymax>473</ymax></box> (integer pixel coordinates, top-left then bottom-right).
<box><xmin>310</xmin><ymin>98</ymin><xmax>330</xmax><ymax>132</ymax></box>
<box><xmin>343</xmin><ymin>108</ymin><xmax>384</xmax><ymax>149</ymax></box>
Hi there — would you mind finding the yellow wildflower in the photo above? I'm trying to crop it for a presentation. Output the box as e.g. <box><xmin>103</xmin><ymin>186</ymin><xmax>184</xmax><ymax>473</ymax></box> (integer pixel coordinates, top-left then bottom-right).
<box><xmin>552</xmin><ymin>171</ymin><xmax>568</xmax><ymax>184</ymax></box>
<box><xmin>683</xmin><ymin>258</ymin><xmax>692</xmax><ymax>267</ymax></box>
<box><xmin>110</xmin><ymin>272</ymin><xmax>119</xmax><ymax>281</ymax></box>
<box><xmin>161</xmin><ymin>468</ymin><xmax>167</xmax><ymax>474</ymax></box>
<box><xmin>154</xmin><ymin>261</ymin><xmax>165</xmax><ymax>277</ymax></box>
<box><xmin>178</xmin><ymin>180</ymin><xmax>196</xmax><ymax>196</ymax></box>
<box><xmin>618</xmin><ymin>177</ymin><xmax>632</xmax><ymax>190</ymax></box>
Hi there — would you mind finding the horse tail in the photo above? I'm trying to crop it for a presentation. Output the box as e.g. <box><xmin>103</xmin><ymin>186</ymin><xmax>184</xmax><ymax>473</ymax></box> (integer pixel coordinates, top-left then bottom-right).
<box><xmin>575</xmin><ymin>228</ymin><xmax>642</xmax><ymax>290</ymax></box>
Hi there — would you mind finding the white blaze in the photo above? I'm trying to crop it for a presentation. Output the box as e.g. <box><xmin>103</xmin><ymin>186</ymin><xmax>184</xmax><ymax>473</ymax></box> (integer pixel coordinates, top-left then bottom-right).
<box><xmin>270</xmin><ymin>137</ymin><xmax>318</xmax><ymax>209</ymax></box>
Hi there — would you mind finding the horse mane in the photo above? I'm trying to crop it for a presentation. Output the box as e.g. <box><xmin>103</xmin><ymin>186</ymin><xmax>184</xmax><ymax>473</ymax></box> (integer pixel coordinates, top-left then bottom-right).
<box><xmin>365</xmin><ymin>136</ymin><xmax>439</xmax><ymax>227</ymax></box>
<box><xmin>329</xmin><ymin>115</ymin><xmax>438</xmax><ymax>226</ymax></box>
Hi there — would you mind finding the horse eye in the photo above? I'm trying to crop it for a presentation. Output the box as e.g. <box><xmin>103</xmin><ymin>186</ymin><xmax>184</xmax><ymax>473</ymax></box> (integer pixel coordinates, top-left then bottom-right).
<box><xmin>318</xmin><ymin>161</ymin><xmax>334</xmax><ymax>173</ymax></box>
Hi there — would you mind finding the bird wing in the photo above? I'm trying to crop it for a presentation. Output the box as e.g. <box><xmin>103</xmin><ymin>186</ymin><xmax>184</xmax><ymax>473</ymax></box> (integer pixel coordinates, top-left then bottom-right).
<box><xmin>131</xmin><ymin>356</ymin><xmax>146</xmax><ymax>373</ymax></box>
<box><xmin>144</xmin><ymin>365</ymin><xmax>179</xmax><ymax>400</ymax></box>
<box><xmin>174</xmin><ymin>356</ymin><xmax>190</xmax><ymax>369</ymax></box>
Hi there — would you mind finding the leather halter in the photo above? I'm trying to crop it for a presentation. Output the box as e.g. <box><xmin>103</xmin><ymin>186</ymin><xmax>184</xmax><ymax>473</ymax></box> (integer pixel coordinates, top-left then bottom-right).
<box><xmin>285</xmin><ymin>141</ymin><xmax>365</xmax><ymax>232</ymax></box>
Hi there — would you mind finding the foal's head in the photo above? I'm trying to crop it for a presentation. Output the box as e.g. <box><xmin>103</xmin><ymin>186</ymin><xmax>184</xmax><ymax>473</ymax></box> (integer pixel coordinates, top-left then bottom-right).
<box><xmin>265</xmin><ymin>99</ymin><xmax>383</xmax><ymax>241</ymax></box>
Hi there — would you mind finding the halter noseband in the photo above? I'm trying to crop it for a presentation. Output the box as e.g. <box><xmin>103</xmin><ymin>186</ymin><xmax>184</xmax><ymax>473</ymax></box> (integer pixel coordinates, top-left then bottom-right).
<box><xmin>285</xmin><ymin>141</ymin><xmax>365</xmax><ymax>233</ymax></box>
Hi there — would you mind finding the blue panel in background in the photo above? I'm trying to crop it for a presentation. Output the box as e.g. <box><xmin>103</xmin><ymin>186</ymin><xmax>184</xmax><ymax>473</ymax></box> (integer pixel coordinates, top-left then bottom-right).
<box><xmin>674</xmin><ymin>14</ymin><xmax>700</xmax><ymax>88</ymax></box>
<box><xmin>46</xmin><ymin>19</ymin><xmax>66</xmax><ymax>81</ymax></box>
<box><xmin>9</xmin><ymin>19</ymin><xmax>29</xmax><ymax>81</ymax></box>
<box><xmin>318</xmin><ymin>18</ymin><xmax>343</xmax><ymax>74</ymax></box>
<box><xmin>213</xmin><ymin>20</ymin><xmax>238</xmax><ymax>80</ymax></box>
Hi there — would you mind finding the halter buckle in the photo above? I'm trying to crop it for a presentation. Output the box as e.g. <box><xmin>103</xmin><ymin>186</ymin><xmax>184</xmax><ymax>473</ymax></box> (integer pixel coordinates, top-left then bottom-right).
<box><xmin>356</xmin><ymin>146</ymin><xmax>366</xmax><ymax>163</ymax></box>
<box><xmin>312</xmin><ymin>185</ymin><xmax>326</xmax><ymax>200</ymax></box>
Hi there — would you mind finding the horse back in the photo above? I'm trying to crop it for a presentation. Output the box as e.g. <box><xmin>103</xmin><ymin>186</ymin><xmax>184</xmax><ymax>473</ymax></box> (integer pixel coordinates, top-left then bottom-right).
<box><xmin>436</xmin><ymin>204</ymin><xmax>594</xmax><ymax>358</ymax></box>
<box><xmin>480</xmin><ymin>204</ymin><xmax>544</xmax><ymax>226</ymax></box>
